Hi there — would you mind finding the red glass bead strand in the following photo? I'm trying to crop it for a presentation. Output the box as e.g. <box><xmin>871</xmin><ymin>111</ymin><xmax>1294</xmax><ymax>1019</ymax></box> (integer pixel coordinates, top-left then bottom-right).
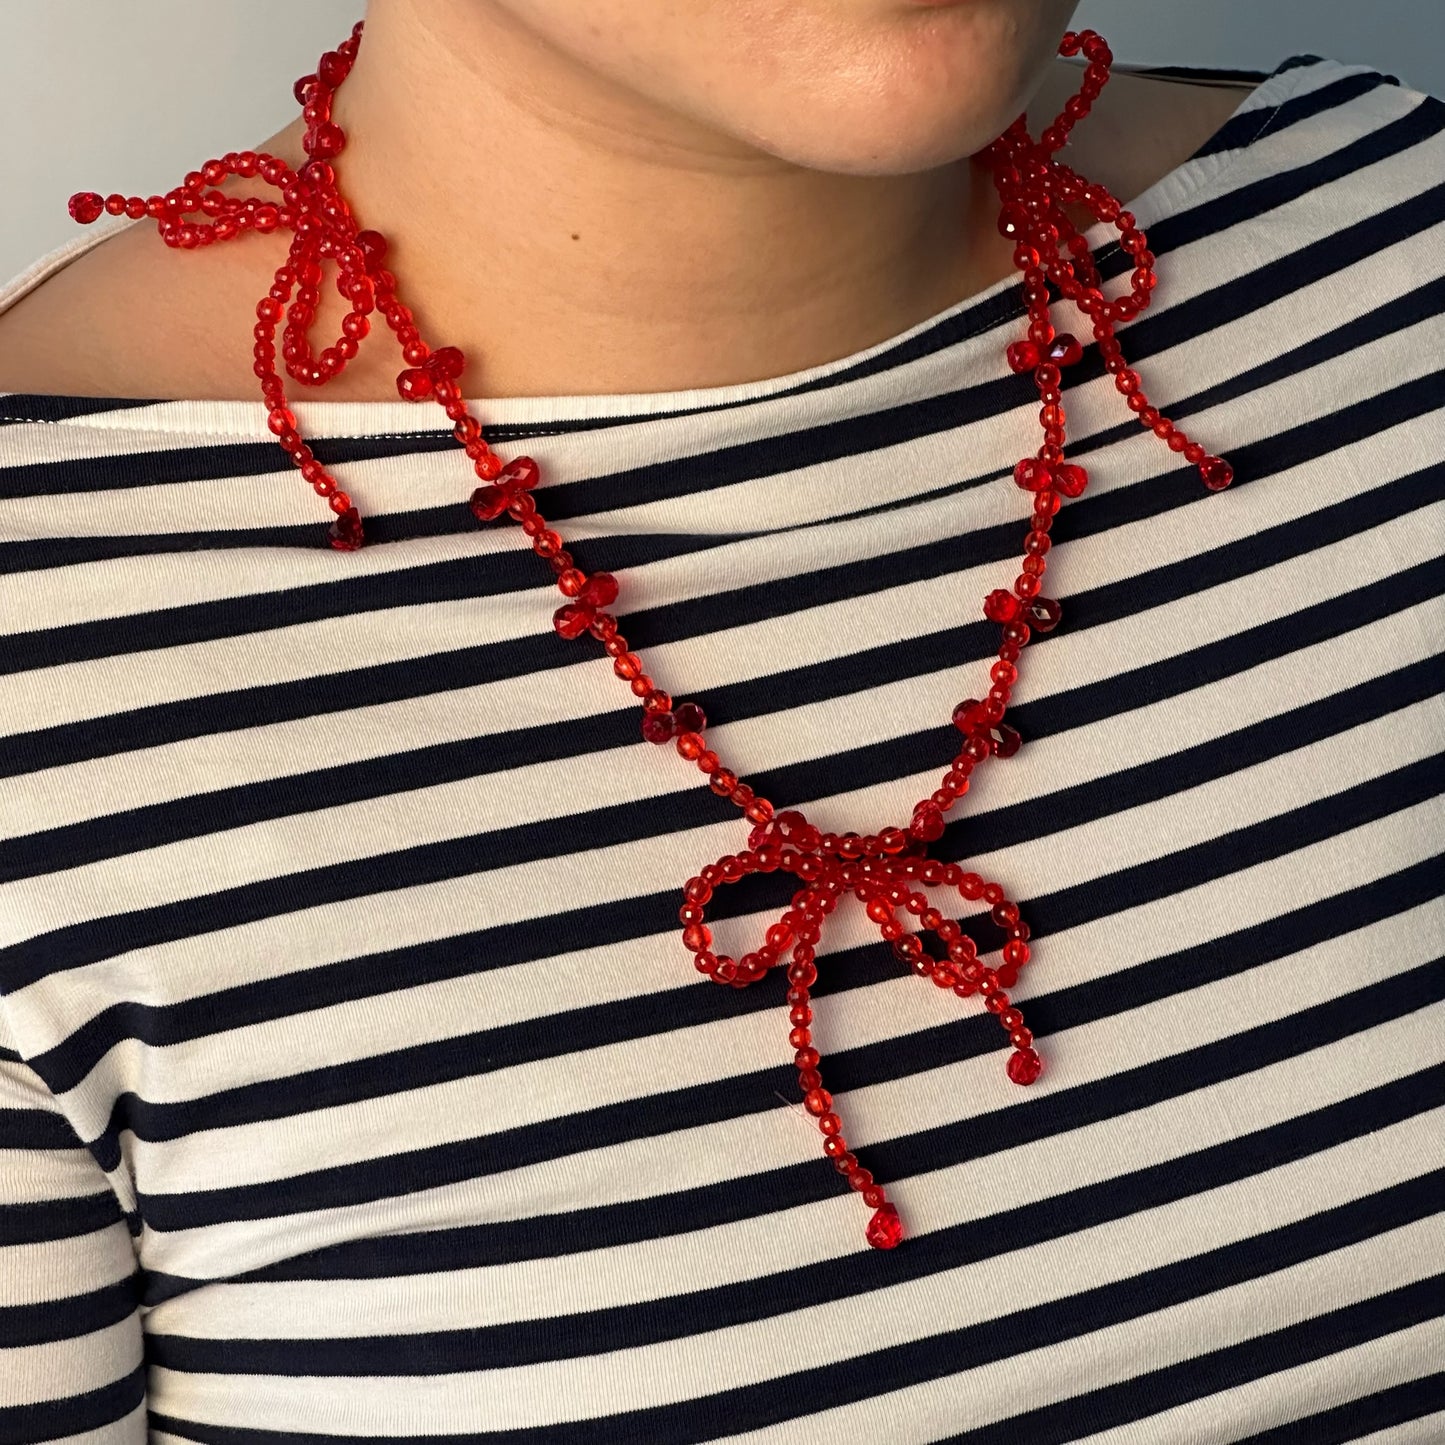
<box><xmin>66</xmin><ymin>23</ymin><xmax>1237</xmax><ymax>1252</ymax></box>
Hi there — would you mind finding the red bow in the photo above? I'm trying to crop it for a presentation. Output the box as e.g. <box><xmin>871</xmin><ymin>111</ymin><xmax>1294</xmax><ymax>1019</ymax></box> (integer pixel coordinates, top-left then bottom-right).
<box><xmin>678</xmin><ymin>810</ymin><xmax>1043</xmax><ymax>1249</ymax></box>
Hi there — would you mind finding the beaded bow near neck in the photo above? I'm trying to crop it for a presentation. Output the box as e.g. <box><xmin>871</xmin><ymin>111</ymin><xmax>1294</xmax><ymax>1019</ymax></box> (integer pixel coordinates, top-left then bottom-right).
<box><xmin>69</xmin><ymin>23</ymin><xmax>1233</xmax><ymax>1251</ymax></box>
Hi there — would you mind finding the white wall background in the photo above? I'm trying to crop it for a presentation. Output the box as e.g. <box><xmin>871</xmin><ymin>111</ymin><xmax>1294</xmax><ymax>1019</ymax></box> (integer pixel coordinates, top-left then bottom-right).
<box><xmin>0</xmin><ymin>0</ymin><xmax>1439</xmax><ymax>285</ymax></box>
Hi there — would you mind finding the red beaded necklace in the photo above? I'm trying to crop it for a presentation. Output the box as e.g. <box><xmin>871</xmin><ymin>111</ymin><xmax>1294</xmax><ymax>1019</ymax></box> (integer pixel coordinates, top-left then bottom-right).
<box><xmin>70</xmin><ymin>22</ymin><xmax>1233</xmax><ymax>1252</ymax></box>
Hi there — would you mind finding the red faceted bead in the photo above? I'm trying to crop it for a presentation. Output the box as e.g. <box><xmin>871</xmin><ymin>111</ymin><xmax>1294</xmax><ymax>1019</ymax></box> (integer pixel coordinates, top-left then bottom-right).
<box><xmin>498</xmin><ymin>456</ymin><xmax>540</xmax><ymax>491</ymax></box>
<box><xmin>305</xmin><ymin>122</ymin><xmax>346</xmax><ymax>160</ymax></box>
<box><xmin>984</xmin><ymin>589</ymin><xmax>1020</xmax><ymax>623</ymax></box>
<box><xmin>1053</xmin><ymin>462</ymin><xmax>1088</xmax><ymax>498</ymax></box>
<box><xmin>429</xmin><ymin>345</ymin><xmax>466</xmax><ymax>379</ymax></box>
<box><xmin>1007</xmin><ymin>1047</ymin><xmax>1043</xmax><ymax>1085</ymax></box>
<box><xmin>866</xmin><ymin>1202</ymin><xmax>904</xmax><ymax>1250</ymax></box>
<box><xmin>997</xmin><ymin>202</ymin><xmax>1028</xmax><ymax>239</ymax></box>
<box><xmin>1006</xmin><ymin>340</ymin><xmax>1041</xmax><ymax>373</ymax></box>
<box><xmin>1200</xmin><ymin>457</ymin><xmax>1234</xmax><ymax>490</ymax></box>
<box><xmin>1013</xmin><ymin>458</ymin><xmax>1053</xmax><ymax>493</ymax></box>
<box><xmin>327</xmin><ymin>505</ymin><xmax>364</xmax><ymax>551</ymax></box>
<box><xmin>355</xmin><ymin>229</ymin><xmax>388</xmax><ymax>270</ymax></box>
<box><xmin>396</xmin><ymin>367</ymin><xmax>433</xmax><ymax>402</ymax></box>
<box><xmin>470</xmin><ymin>485</ymin><xmax>510</xmax><ymax>522</ymax></box>
<box><xmin>580</xmin><ymin>572</ymin><xmax>619</xmax><ymax>608</ymax></box>
<box><xmin>641</xmin><ymin>711</ymin><xmax>676</xmax><ymax>744</ymax></box>
<box><xmin>910</xmin><ymin>805</ymin><xmax>945</xmax><ymax>843</ymax></box>
<box><xmin>673</xmin><ymin>702</ymin><xmax>707</xmax><ymax>734</ymax></box>
<box><xmin>952</xmin><ymin>698</ymin><xmax>985</xmax><ymax>732</ymax></box>
<box><xmin>1026</xmin><ymin>596</ymin><xmax>1063</xmax><ymax>632</ymax></box>
<box><xmin>552</xmin><ymin>603</ymin><xmax>594</xmax><ymax>639</ymax></box>
<box><xmin>991</xmin><ymin>723</ymin><xmax>1022</xmax><ymax>758</ymax></box>
<box><xmin>891</xmin><ymin>935</ymin><xmax>924</xmax><ymax>965</ymax></box>
<box><xmin>317</xmin><ymin>49</ymin><xmax>352</xmax><ymax>87</ymax></box>
<box><xmin>68</xmin><ymin>192</ymin><xmax>104</xmax><ymax>224</ymax></box>
<box><xmin>1045</xmin><ymin>333</ymin><xmax>1084</xmax><ymax>367</ymax></box>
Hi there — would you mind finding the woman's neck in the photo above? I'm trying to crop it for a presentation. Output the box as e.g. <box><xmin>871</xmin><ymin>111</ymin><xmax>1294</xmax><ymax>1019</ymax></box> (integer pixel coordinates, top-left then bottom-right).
<box><xmin>316</xmin><ymin>0</ymin><xmax>1022</xmax><ymax>398</ymax></box>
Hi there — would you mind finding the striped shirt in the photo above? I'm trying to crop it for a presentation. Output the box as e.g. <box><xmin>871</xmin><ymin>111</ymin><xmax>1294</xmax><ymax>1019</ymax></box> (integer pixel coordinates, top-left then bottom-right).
<box><xmin>1</xmin><ymin>51</ymin><xmax>1442</xmax><ymax>1444</ymax></box>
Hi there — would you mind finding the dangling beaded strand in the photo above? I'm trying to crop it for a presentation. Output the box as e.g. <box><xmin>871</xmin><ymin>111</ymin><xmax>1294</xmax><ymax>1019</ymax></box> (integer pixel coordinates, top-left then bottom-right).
<box><xmin>68</xmin><ymin>24</ymin><xmax>1233</xmax><ymax>1253</ymax></box>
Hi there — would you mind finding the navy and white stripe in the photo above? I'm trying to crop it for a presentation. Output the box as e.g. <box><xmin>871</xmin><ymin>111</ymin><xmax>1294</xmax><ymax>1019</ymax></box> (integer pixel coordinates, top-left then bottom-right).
<box><xmin>0</xmin><ymin>54</ymin><xmax>1441</xmax><ymax>1443</ymax></box>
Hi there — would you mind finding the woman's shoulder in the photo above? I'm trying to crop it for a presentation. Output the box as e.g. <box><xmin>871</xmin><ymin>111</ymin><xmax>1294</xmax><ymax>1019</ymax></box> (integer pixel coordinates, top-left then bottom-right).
<box><xmin>1069</xmin><ymin>53</ymin><xmax>1437</xmax><ymax>234</ymax></box>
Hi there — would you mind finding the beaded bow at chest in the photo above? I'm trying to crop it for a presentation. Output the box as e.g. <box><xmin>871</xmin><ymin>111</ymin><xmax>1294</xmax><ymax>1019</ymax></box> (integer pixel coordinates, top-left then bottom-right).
<box><xmin>68</xmin><ymin>23</ymin><xmax>1234</xmax><ymax>1251</ymax></box>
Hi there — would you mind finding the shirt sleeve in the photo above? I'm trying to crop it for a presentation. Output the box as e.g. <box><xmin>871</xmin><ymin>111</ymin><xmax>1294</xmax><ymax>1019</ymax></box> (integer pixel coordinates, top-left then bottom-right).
<box><xmin>0</xmin><ymin>1034</ymin><xmax>146</xmax><ymax>1442</ymax></box>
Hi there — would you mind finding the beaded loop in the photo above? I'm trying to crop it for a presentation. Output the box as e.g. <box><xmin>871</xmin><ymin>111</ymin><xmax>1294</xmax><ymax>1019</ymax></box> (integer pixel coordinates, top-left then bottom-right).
<box><xmin>69</xmin><ymin>22</ymin><xmax>1236</xmax><ymax>1252</ymax></box>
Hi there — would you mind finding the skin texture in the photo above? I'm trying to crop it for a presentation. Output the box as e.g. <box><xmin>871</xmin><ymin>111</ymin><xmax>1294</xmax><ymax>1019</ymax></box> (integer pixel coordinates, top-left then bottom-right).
<box><xmin>0</xmin><ymin>0</ymin><xmax>1256</xmax><ymax>401</ymax></box>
